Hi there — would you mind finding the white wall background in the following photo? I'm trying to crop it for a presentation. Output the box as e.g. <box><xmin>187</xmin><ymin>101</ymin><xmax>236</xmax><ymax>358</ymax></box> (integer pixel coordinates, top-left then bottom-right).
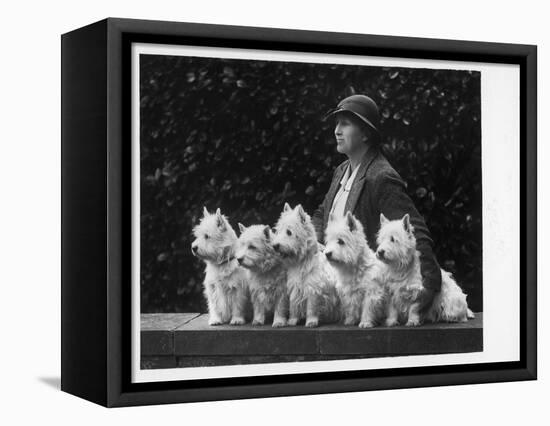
<box><xmin>0</xmin><ymin>0</ymin><xmax>545</xmax><ymax>422</ymax></box>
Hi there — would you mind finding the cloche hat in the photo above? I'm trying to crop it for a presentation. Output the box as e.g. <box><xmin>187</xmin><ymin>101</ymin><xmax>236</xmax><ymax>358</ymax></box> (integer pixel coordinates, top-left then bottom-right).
<box><xmin>324</xmin><ymin>94</ymin><xmax>380</xmax><ymax>134</ymax></box>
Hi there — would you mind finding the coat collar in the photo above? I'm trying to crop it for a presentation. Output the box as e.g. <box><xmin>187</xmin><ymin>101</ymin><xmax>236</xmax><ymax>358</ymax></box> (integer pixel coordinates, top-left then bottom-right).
<box><xmin>344</xmin><ymin>145</ymin><xmax>379</xmax><ymax>215</ymax></box>
<box><xmin>323</xmin><ymin>145</ymin><xmax>379</xmax><ymax>226</ymax></box>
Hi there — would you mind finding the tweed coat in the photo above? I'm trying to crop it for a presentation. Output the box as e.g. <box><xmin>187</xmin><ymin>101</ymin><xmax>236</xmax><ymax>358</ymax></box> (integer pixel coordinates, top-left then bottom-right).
<box><xmin>311</xmin><ymin>146</ymin><xmax>442</xmax><ymax>292</ymax></box>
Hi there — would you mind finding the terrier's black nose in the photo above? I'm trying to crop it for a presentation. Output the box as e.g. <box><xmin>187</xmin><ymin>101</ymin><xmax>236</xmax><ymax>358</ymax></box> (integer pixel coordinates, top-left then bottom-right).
<box><xmin>237</xmin><ymin>257</ymin><xmax>243</xmax><ymax>265</ymax></box>
<box><xmin>273</xmin><ymin>243</ymin><xmax>280</xmax><ymax>252</ymax></box>
<box><xmin>377</xmin><ymin>249</ymin><xmax>385</xmax><ymax>259</ymax></box>
<box><xmin>325</xmin><ymin>251</ymin><xmax>332</xmax><ymax>260</ymax></box>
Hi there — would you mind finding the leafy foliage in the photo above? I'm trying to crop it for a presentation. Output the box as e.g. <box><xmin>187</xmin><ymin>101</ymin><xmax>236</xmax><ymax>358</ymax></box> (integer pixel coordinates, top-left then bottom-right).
<box><xmin>140</xmin><ymin>54</ymin><xmax>482</xmax><ymax>313</ymax></box>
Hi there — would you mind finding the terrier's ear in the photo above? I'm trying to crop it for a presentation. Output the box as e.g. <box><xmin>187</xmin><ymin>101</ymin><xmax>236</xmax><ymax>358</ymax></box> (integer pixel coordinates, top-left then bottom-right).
<box><xmin>380</xmin><ymin>213</ymin><xmax>389</xmax><ymax>225</ymax></box>
<box><xmin>203</xmin><ymin>206</ymin><xmax>209</xmax><ymax>216</ymax></box>
<box><xmin>284</xmin><ymin>202</ymin><xmax>292</xmax><ymax>212</ymax></box>
<box><xmin>216</xmin><ymin>213</ymin><xmax>226</xmax><ymax>231</ymax></box>
<box><xmin>402</xmin><ymin>214</ymin><xmax>411</xmax><ymax>233</ymax></box>
<box><xmin>296</xmin><ymin>204</ymin><xmax>308</xmax><ymax>224</ymax></box>
<box><xmin>263</xmin><ymin>225</ymin><xmax>271</xmax><ymax>241</ymax></box>
<box><xmin>238</xmin><ymin>223</ymin><xmax>246</xmax><ymax>234</ymax></box>
<box><xmin>346</xmin><ymin>211</ymin><xmax>356</xmax><ymax>232</ymax></box>
<box><xmin>215</xmin><ymin>208</ymin><xmax>221</xmax><ymax>216</ymax></box>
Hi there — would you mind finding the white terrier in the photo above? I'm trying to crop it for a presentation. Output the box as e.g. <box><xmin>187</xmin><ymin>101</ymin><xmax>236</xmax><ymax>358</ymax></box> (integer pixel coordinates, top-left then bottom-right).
<box><xmin>376</xmin><ymin>213</ymin><xmax>474</xmax><ymax>326</ymax></box>
<box><xmin>272</xmin><ymin>203</ymin><xmax>340</xmax><ymax>327</ymax></box>
<box><xmin>191</xmin><ymin>207</ymin><xmax>250</xmax><ymax>325</ymax></box>
<box><xmin>236</xmin><ymin>224</ymin><xmax>289</xmax><ymax>327</ymax></box>
<box><xmin>324</xmin><ymin>211</ymin><xmax>387</xmax><ymax>327</ymax></box>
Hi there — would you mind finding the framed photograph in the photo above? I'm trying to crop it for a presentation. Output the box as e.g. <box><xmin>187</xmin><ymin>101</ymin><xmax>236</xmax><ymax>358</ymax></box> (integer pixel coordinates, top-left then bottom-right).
<box><xmin>61</xmin><ymin>18</ymin><xmax>536</xmax><ymax>407</ymax></box>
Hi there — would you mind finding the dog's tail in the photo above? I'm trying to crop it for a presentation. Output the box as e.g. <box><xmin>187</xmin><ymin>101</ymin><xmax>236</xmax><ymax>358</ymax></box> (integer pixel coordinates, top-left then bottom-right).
<box><xmin>467</xmin><ymin>308</ymin><xmax>475</xmax><ymax>319</ymax></box>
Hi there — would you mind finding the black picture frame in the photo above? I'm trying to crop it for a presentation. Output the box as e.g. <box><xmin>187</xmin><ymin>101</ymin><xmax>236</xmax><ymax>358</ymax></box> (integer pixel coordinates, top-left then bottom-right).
<box><xmin>61</xmin><ymin>17</ymin><xmax>537</xmax><ymax>407</ymax></box>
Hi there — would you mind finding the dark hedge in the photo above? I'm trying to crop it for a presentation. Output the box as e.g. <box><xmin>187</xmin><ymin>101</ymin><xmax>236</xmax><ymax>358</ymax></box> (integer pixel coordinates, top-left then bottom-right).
<box><xmin>140</xmin><ymin>54</ymin><xmax>482</xmax><ymax>313</ymax></box>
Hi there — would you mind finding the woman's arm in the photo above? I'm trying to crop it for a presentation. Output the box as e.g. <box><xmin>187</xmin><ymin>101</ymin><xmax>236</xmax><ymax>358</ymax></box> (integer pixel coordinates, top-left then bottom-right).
<box><xmin>311</xmin><ymin>165</ymin><xmax>343</xmax><ymax>243</ymax></box>
<box><xmin>311</xmin><ymin>199</ymin><xmax>326</xmax><ymax>243</ymax></box>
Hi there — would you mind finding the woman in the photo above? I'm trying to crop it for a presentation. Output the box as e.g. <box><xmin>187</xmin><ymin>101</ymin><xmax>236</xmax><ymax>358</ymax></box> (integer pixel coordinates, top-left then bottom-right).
<box><xmin>311</xmin><ymin>94</ymin><xmax>441</xmax><ymax>306</ymax></box>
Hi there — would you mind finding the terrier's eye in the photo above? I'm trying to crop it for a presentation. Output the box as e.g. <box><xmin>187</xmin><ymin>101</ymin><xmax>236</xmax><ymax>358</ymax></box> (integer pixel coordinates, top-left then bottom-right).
<box><xmin>390</xmin><ymin>236</ymin><xmax>395</xmax><ymax>243</ymax></box>
<box><xmin>337</xmin><ymin>238</ymin><xmax>344</xmax><ymax>245</ymax></box>
<box><xmin>204</xmin><ymin>234</ymin><xmax>209</xmax><ymax>240</ymax></box>
<box><xmin>286</xmin><ymin>229</ymin><xmax>292</xmax><ymax>236</ymax></box>
<box><xmin>248</xmin><ymin>244</ymin><xmax>256</xmax><ymax>250</ymax></box>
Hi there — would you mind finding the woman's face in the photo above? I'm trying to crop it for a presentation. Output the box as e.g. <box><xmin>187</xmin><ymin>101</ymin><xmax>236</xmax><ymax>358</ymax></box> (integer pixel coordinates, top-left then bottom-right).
<box><xmin>334</xmin><ymin>114</ymin><xmax>367</xmax><ymax>156</ymax></box>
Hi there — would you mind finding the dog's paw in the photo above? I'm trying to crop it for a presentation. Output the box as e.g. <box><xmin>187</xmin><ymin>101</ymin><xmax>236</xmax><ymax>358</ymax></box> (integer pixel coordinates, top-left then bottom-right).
<box><xmin>405</xmin><ymin>319</ymin><xmax>421</xmax><ymax>327</ymax></box>
<box><xmin>230</xmin><ymin>317</ymin><xmax>245</xmax><ymax>325</ymax></box>
<box><xmin>208</xmin><ymin>318</ymin><xmax>223</xmax><ymax>326</ymax></box>
<box><xmin>385</xmin><ymin>318</ymin><xmax>399</xmax><ymax>327</ymax></box>
<box><xmin>358</xmin><ymin>320</ymin><xmax>375</xmax><ymax>328</ymax></box>
<box><xmin>287</xmin><ymin>317</ymin><xmax>299</xmax><ymax>326</ymax></box>
<box><xmin>252</xmin><ymin>319</ymin><xmax>265</xmax><ymax>326</ymax></box>
<box><xmin>305</xmin><ymin>319</ymin><xmax>319</xmax><ymax>328</ymax></box>
<box><xmin>272</xmin><ymin>319</ymin><xmax>287</xmax><ymax>328</ymax></box>
<box><xmin>344</xmin><ymin>318</ymin><xmax>357</xmax><ymax>326</ymax></box>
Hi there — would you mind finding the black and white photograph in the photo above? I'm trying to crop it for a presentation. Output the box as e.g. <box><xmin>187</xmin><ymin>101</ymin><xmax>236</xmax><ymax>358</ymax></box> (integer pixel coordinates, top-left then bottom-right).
<box><xmin>2</xmin><ymin>0</ymin><xmax>543</xmax><ymax>418</ymax></box>
<box><xmin>135</xmin><ymin>43</ymin><xmax>490</xmax><ymax>381</ymax></box>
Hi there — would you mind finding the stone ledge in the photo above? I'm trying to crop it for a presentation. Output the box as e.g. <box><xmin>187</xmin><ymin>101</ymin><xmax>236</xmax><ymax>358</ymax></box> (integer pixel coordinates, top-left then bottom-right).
<box><xmin>141</xmin><ymin>313</ymin><xmax>200</xmax><ymax>356</ymax></box>
<box><xmin>141</xmin><ymin>313</ymin><xmax>483</xmax><ymax>368</ymax></box>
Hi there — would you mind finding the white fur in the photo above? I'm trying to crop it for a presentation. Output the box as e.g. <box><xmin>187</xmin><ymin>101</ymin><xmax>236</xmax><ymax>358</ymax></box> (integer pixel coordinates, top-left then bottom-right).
<box><xmin>425</xmin><ymin>269</ymin><xmax>476</xmax><ymax>323</ymax></box>
<box><xmin>236</xmin><ymin>224</ymin><xmax>289</xmax><ymax>327</ymax></box>
<box><xmin>272</xmin><ymin>203</ymin><xmax>340</xmax><ymax>327</ymax></box>
<box><xmin>376</xmin><ymin>213</ymin><xmax>474</xmax><ymax>326</ymax></box>
<box><xmin>191</xmin><ymin>207</ymin><xmax>250</xmax><ymax>325</ymax></box>
<box><xmin>324</xmin><ymin>211</ymin><xmax>387</xmax><ymax>328</ymax></box>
